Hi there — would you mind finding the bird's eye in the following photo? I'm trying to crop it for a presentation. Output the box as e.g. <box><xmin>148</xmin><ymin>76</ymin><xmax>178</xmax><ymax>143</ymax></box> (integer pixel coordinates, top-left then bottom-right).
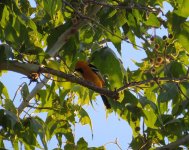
<box><xmin>75</xmin><ymin>68</ymin><xmax>84</xmax><ymax>74</ymax></box>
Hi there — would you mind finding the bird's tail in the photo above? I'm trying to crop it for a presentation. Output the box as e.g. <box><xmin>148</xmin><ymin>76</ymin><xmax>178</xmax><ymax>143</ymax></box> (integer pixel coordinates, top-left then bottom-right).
<box><xmin>101</xmin><ymin>95</ymin><xmax>111</xmax><ymax>109</ymax></box>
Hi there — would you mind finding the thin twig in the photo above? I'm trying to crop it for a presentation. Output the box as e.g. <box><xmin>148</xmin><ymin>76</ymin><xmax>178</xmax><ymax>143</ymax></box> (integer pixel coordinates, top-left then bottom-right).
<box><xmin>12</xmin><ymin>82</ymin><xmax>26</xmax><ymax>102</ymax></box>
<box><xmin>115</xmin><ymin>138</ymin><xmax>123</xmax><ymax>150</ymax></box>
<box><xmin>117</xmin><ymin>77</ymin><xmax>189</xmax><ymax>93</ymax></box>
<box><xmin>85</xmin><ymin>0</ymin><xmax>161</xmax><ymax>13</ymax></box>
<box><xmin>22</xmin><ymin>109</ymin><xmax>32</xmax><ymax>118</ymax></box>
<box><xmin>104</xmin><ymin>138</ymin><xmax>123</xmax><ymax>150</ymax></box>
<box><xmin>27</xmin><ymin>105</ymin><xmax>59</xmax><ymax>112</ymax></box>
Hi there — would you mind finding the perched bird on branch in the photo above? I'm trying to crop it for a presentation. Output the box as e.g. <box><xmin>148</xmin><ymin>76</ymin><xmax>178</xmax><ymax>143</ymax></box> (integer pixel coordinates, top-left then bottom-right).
<box><xmin>75</xmin><ymin>60</ymin><xmax>111</xmax><ymax>109</ymax></box>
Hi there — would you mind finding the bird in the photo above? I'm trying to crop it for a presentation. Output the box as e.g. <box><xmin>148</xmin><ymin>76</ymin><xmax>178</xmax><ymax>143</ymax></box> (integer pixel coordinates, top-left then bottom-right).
<box><xmin>75</xmin><ymin>60</ymin><xmax>111</xmax><ymax>109</ymax></box>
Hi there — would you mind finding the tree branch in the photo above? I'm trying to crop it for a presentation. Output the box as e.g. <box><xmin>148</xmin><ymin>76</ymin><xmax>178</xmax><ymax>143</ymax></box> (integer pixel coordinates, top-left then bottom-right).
<box><xmin>117</xmin><ymin>77</ymin><xmax>189</xmax><ymax>93</ymax></box>
<box><xmin>2</xmin><ymin>61</ymin><xmax>189</xmax><ymax>111</ymax></box>
<box><xmin>40</xmin><ymin>67</ymin><xmax>118</xmax><ymax>99</ymax></box>
<box><xmin>0</xmin><ymin>61</ymin><xmax>39</xmax><ymax>76</ymax></box>
<box><xmin>156</xmin><ymin>134</ymin><xmax>189</xmax><ymax>150</ymax></box>
<box><xmin>0</xmin><ymin>61</ymin><xmax>118</xmax><ymax>102</ymax></box>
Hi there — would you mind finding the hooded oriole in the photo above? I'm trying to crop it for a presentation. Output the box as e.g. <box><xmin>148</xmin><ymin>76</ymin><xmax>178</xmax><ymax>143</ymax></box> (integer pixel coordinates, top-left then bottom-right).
<box><xmin>75</xmin><ymin>61</ymin><xmax>111</xmax><ymax>109</ymax></box>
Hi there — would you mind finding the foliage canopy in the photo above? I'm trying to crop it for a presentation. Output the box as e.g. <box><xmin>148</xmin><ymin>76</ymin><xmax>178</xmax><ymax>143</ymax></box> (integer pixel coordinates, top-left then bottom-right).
<box><xmin>0</xmin><ymin>0</ymin><xmax>189</xmax><ymax>149</ymax></box>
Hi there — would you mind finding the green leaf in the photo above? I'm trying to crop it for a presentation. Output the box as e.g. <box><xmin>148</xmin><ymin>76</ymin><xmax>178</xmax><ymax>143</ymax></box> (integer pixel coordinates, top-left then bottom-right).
<box><xmin>0</xmin><ymin>5</ymin><xmax>9</xmax><ymax>28</ymax></box>
<box><xmin>78</xmin><ymin>108</ymin><xmax>93</xmax><ymax>132</ymax></box>
<box><xmin>64</xmin><ymin>143</ymin><xmax>75</xmax><ymax>150</ymax></box>
<box><xmin>0</xmin><ymin>44</ymin><xmax>14</xmax><ymax>61</ymax></box>
<box><xmin>166</xmin><ymin>12</ymin><xmax>189</xmax><ymax>50</ymax></box>
<box><xmin>0</xmin><ymin>109</ymin><xmax>19</xmax><ymax>129</ymax></box>
<box><xmin>4</xmin><ymin>99</ymin><xmax>17</xmax><ymax>113</ymax></box>
<box><xmin>72</xmin><ymin>85</ymin><xmax>91</xmax><ymax>105</ymax></box>
<box><xmin>46</xmin><ymin>114</ymin><xmax>74</xmax><ymax>143</ymax></box>
<box><xmin>179</xmin><ymin>82</ymin><xmax>189</xmax><ymax>98</ymax></box>
<box><xmin>88</xmin><ymin>146</ymin><xmax>105</xmax><ymax>150</ymax></box>
<box><xmin>36</xmin><ymin>90</ymin><xmax>47</xmax><ymax>107</ymax></box>
<box><xmin>174</xmin><ymin>0</ymin><xmax>189</xmax><ymax>18</ymax></box>
<box><xmin>98</xmin><ymin>8</ymin><xmax>124</xmax><ymax>53</ymax></box>
<box><xmin>126</xmin><ymin>30</ymin><xmax>136</xmax><ymax>49</ymax></box>
<box><xmin>0</xmin><ymin>136</ymin><xmax>5</xmax><ymax>148</ymax></box>
<box><xmin>31</xmin><ymin>117</ymin><xmax>48</xmax><ymax>149</ymax></box>
<box><xmin>167</xmin><ymin>12</ymin><xmax>186</xmax><ymax>30</ymax></box>
<box><xmin>162</xmin><ymin>117</ymin><xmax>183</xmax><ymax>138</ymax></box>
<box><xmin>77</xmin><ymin>138</ymin><xmax>88</xmax><ymax>150</ymax></box>
<box><xmin>12</xmin><ymin>140</ymin><xmax>19</xmax><ymax>150</ymax></box>
<box><xmin>43</xmin><ymin>0</ymin><xmax>62</xmax><ymax>18</ymax></box>
<box><xmin>164</xmin><ymin>61</ymin><xmax>187</xmax><ymax>78</ymax></box>
<box><xmin>21</xmin><ymin>83</ymin><xmax>29</xmax><ymax>100</ymax></box>
<box><xmin>127</xmin><ymin>112</ymin><xmax>141</xmax><ymax>137</ymax></box>
<box><xmin>55</xmin><ymin>133</ymin><xmax>63</xmax><ymax>148</ymax></box>
<box><xmin>124</xmin><ymin>90</ymin><xmax>138</xmax><ymax>106</ymax></box>
<box><xmin>144</xmin><ymin>13</ymin><xmax>160</xmax><ymax>27</ymax></box>
<box><xmin>4</xmin><ymin>23</ymin><xmax>20</xmax><ymax>46</ymax></box>
<box><xmin>143</xmin><ymin>104</ymin><xmax>158</xmax><ymax>129</ymax></box>
<box><xmin>138</xmin><ymin>96</ymin><xmax>157</xmax><ymax>111</ymax></box>
<box><xmin>107</xmin><ymin>9</ymin><xmax>117</xmax><ymax>18</ymax></box>
<box><xmin>126</xmin><ymin>13</ymin><xmax>141</xmax><ymax>37</ymax></box>
<box><xmin>158</xmin><ymin>83</ymin><xmax>179</xmax><ymax>102</ymax></box>
<box><xmin>132</xmin><ymin>9</ymin><xmax>142</xmax><ymax>24</ymax></box>
<box><xmin>80</xmin><ymin>26</ymin><xmax>94</xmax><ymax>44</ymax></box>
<box><xmin>105</xmin><ymin>27</ymin><xmax>122</xmax><ymax>53</ymax></box>
<box><xmin>91</xmin><ymin>47</ymin><xmax>124</xmax><ymax>89</ymax></box>
<box><xmin>62</xmin><ymin>36</ymin><xmax>78</xmax><ymax>63</ymax></box>
<box><xmin>144</xmin><ymin>88</ymin><xmax>157</xmax><ymax>104</ymax></box>
<box><xmin>130</xmin><ymin>135</ymin><xmax>147</xmax><ymax>149</ymax></box>
<box><xmin>27</xmin><ymin>19</ymin><xmax>37</xmax><ymax>31</ymax></box>
<box><xmin>19</xmin><ymin>0</ymin><xmax>31</xmax><ymax>15</ymax></box>
<box><xmin>178</xmin><ymin>50</ymin><xmax>189</xmax><ymax>65</ymax></box>
<box><xmin>54</xmin><ymin>10</ymin><xmax>64</xmax><ymax>26</ymax></box>
<box><xmin>176</xmin><ymin>22</ymin><xmax>189</xmax><ymax>51</ymax></box>
<box><xmin>47</xmin><ymin>60</ymin><xmax>63</xmax><ymax>71</ymax></box>
<box><xmin>158</xmin><ymin>102</ymin><xmax>168</xmax><ymax>115</ymax></box>
<box><xmin>0</xmin><ymin>81</ymin><xmax>9</xmax><ymax>99</ymax></box>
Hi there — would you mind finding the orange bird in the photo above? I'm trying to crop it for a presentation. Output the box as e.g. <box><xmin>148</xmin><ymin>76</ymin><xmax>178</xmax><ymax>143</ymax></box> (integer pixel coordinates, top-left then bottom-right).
<box><xmin>75</xmin><ymin>61</ymin><xmax>111</xmax><ymax>109</ymax></box>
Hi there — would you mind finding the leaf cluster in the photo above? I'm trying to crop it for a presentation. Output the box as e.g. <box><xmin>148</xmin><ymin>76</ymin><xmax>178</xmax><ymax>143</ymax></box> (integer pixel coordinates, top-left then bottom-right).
<box><xmin>0</xmin><ymin>0</ymin><xmax>189</xmax><ymax>149</ymax></box>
